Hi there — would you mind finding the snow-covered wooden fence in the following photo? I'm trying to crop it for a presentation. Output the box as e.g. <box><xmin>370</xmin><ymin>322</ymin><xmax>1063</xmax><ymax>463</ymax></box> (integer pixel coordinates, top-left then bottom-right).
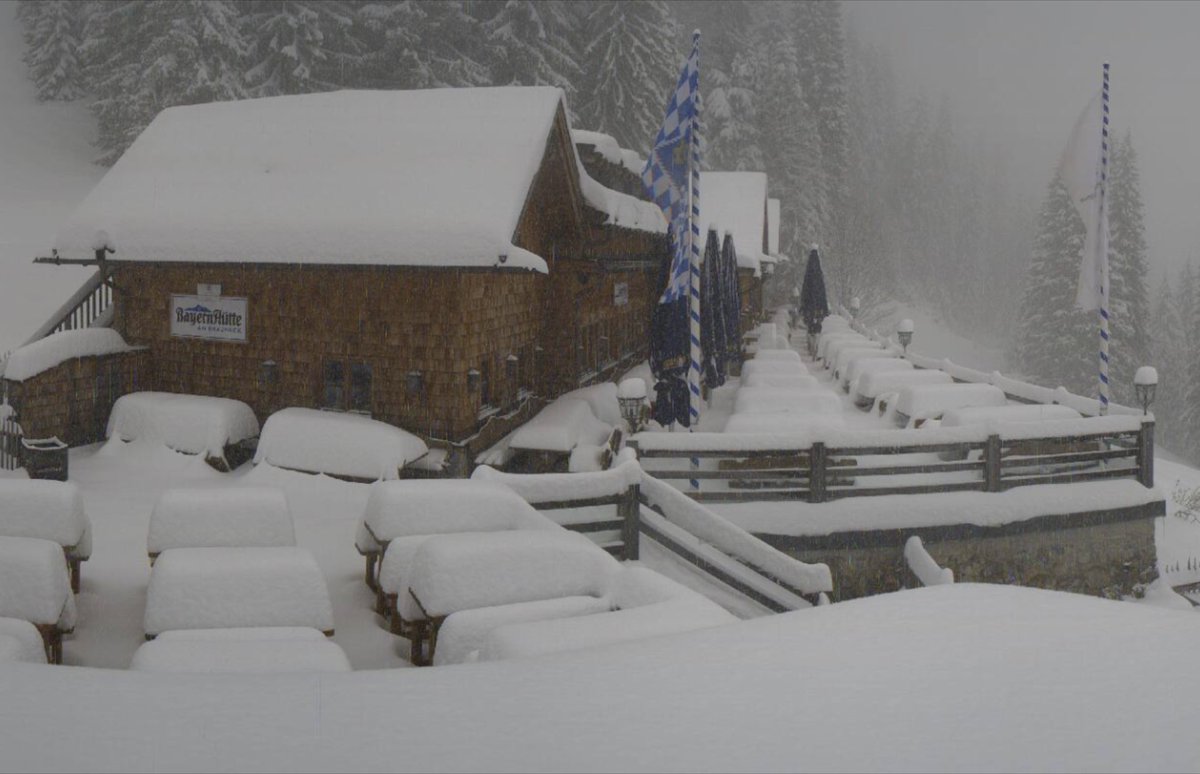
<box><xmin>0</xmin><ymin>415</ymin><xmax>22</xmax><ymax>471</ymax></box>
<box><xmin>630</xmin><ymin>415</ymin><xmax>1154</xmax><ymax>504</ymax></box>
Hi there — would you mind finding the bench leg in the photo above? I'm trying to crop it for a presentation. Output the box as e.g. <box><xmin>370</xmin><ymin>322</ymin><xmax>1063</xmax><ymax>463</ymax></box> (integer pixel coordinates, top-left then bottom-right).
<box><xmin>364</xmin><ymin>554</ymin><xmax>378</xmax><ymax>592</ymax></box>
<box><xmin>34</xmin><ymin>624</ymin><xmax>60</xmax><ymax>664</ymax></box>
<box><xmin>409</xmin><ymin>620</ymin><xmax>429</xmax><ymax>666</ymax></box>
<box><xmin>69</xmin><ymin>558</ymin><xmax>81</xmax><ymax>594</ymax></box>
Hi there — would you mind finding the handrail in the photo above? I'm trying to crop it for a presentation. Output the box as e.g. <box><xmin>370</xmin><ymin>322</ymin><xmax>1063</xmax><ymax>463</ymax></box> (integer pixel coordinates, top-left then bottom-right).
<box><xmin>22</xmin><ymin>269</ymin><xmax>112</xmax><ymax>346</ymax></box>
<box><xmin>630</xmin><ymin>415</ymin><xmax>1153</xmax><ymax>503</ymax></box>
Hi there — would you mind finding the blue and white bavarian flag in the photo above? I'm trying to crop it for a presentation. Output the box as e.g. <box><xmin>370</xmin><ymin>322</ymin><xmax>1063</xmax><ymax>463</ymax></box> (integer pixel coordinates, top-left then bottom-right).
<box><xmin>642</xmin><ymin>35</ymin><xmax>700</xmax><ymax>305</ymax></box>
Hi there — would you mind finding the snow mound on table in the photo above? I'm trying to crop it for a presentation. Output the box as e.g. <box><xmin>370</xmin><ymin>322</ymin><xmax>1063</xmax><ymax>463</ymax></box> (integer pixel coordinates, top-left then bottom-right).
<box><xmin>407</xmin><ymin>531</ymin><xmax>618</xmax><ymax>617</ymax></box>
<box><xmin>896</xmin><ymin>383</ymin><xmax>1007</xmax><ymax>422</ymax></box>
<box><xmin>434</xmin><ymin>595</ymin><xmax>612</xmax><ymax>666</ymax></box>
<box><xmin>2</xmin><ymin>328</ymin><xmax>133</xmax><ymax>382</ymax></box>
<box><xmin>148</xmin><ymin>486</ymin><xmax>294</xmax><ymax>555</ymax></box>
<box><xmin>253</xmin><ymin>408</ymin><xmax>427</xmax><ymax>480</ymax></box>
<box><xmin>0</xmin><ymin>479</ymin><xmax>91</xmax><ymax>556</ymax></box>
<box><xmin>509</xmin><ymin>398</ymin><xmax>613</xmax><ymax>453</ymax></box>
<box><xmin>360</xmin><ymin>479</ymin><xmax>557</xmax><ymax>546</ymax></box>
<box><xmin>742</xmin><ymin>373</ymin><xmax>820</xmax><ymax>391</ymax></box>
<box><xmin>131</xmin><ymin>631</ymin><xmax>350</xmax><ymax>673</ymax></box>
<box><xmin>855</xmin><ymin>368</ymin><xmax>954</xmax><ymax>400</ymax></box>
<box><xmin>723</xmin><ymin>413</ymin><xmax>845</xmax><ymax>435</ymax></box>
<box><xmin>107</xmin><ymin>391</ymin><xmax>259</xmax><ymax>459</ymax></box>
<box><xmin>0</xmin><ymin>616</ymin><xmax>47</xmax><ymax>663</ymax></box>
<box><xmin>472</xmin><ymin>459</ymin><xmax>642</xmax><ymax>504</ymax></box>
<box><xmin>143</xmin><ymin>547</ymin><xmax>333</xmax><ymax>636</ymax></box>
<box><xmin>558</xmin><ymin>382</ymin><xmax>623</xmax><ymax>426</ymax></box>
<box><xmin>0</xmin><ymin>537</ymin><xmax>75</xmax><ymax>628</ymax></box>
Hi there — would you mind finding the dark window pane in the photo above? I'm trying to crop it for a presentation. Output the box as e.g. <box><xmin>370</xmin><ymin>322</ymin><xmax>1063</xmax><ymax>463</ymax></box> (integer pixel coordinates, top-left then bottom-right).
<box><xmin>323</xmin><ymin>361</ymin><xmax>344</xmax><ymax>409</ymax></box>
<box><xmin>350</xmin><ymin>363</ymin><xmax>372</xmax><ymax>413</ymax></box>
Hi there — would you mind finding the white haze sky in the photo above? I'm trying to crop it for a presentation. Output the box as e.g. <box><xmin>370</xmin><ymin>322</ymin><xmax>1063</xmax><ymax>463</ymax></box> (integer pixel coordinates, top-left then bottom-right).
<box><xmin>846</xmin><ymin>0</ymin><xmax>1200</xmax><ymax>279</ymax></box>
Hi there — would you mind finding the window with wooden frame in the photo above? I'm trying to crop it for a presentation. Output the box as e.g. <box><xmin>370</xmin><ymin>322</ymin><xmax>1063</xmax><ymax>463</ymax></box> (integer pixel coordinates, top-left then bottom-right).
<box><xmin>321</xmin><ymin>360</ymin><xmax>372</xmax><ymax>414</ymax></box>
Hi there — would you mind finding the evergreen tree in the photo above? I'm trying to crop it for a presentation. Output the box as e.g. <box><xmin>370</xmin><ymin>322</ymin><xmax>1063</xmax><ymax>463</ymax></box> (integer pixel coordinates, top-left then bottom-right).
<box><xmin>17</xmin><ymin>0</ymin><xmax>88</xmax><ymax>101</ymax></box>
<box><xmin>1012</xmin><ymin>174</ymin><xmax>1095</xmax><ymax>395</ymax></box>
<box><xmin>81</xmin><ymin>1</ymin><xmax>155</xmax><ymax>165</ymax></box>
<box><xmin>1106</xmin><ymin>132</ymin><xmax>1151</xmax><ymax>406</ymax></box>
<box><xmin>482</xmin><ymin>0</ymin><xmax>581</xmax><ymax>115</ymax></box>
<box><xmin>358</xmin><ymin>0</ymin><xmax>495</xmax><ymax>91</ymax></box>
<box><xmin>244</xmin><ymin>1</ymin><xmax>366</xmax><ymax>97</ymax></box>
<box><xmin>1148</xmin><ymin>273</ymin><xmax>1184</xmax><ymax>451</ymax></box>
<box><xmin>577</xmin><ymin>0</ymin><xmax>680</xmax><ymax>153</ymax></box>
<box><xmin>1180</xmin><ymin>264</ymin><xmax>1200</xmax><ymax>460</ymax></box>
<box><xmin>798</xmin><ymin>0</ymin><xmax>849</xmax><ymax>238</ymax></box>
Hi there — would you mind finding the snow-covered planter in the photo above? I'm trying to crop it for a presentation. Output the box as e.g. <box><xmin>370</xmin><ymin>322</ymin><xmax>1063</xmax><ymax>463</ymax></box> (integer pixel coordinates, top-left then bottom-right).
<box><xmin>147</xmin><ymin>486</ymin><xmax>295</xmax><ymax>560</ymax></box>
<box><xmin>130</xmin><ymin>627</ymin><xmax>350</xmax><ymax>673</ymax></box>
<box><xmin>508</xmin><ymin>398</ymin><xmax>613</xmax><ymax>454</ymax></box>
<box><xmin>2</xmin><ymin>329</ymin><xmax>134</xmax><ymax>382</ymax></box>
<box><xmin>0</xmin><ymin>479</ymin><xmax>92</xmax><ymax>592</ymax></box>
<box><xmin>253</xmin><ymin>408</ymin><xmax>427</xmax><ymax>481</ymax></box>
<box><xmin>0</xmin><ymin>537</ymin><xmax>76</xmax><ymax>662</ymax></box>
<box><xmin>107</xmin><ymin>392</ymin><xmax>259</xmax><ymax>470</ymax></box>
<box><xmin>143</xmin><ymin>547</ymin><xmax>334</xmax><ymax>638</ymax></box>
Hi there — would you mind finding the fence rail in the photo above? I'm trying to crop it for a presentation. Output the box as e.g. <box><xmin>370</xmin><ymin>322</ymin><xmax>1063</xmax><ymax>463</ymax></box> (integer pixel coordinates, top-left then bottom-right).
<box><xmin>1</xmin><ymin>415</ymin><xmax>23</xmax><ymax>471</ymax></box>
<box><xmin>630</xmin><ymin>418</ymin><xmax>1153</xmax><ymax>504</ymax></box>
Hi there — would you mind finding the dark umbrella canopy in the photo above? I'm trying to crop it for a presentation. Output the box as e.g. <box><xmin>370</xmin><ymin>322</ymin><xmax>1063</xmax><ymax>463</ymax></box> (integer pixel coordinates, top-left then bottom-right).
<box><xmin>650</xmin><ymin>231</ymin><xmax>692</xmax><ymax>427</ymax></box>
<box><xmin>799</xmin><ymin>245</ymin><xmax>830</xmax><ymax>334</ymax></box>
<box><xmin>720</xmin><ymin>231</ymin><xmax>742</xmax><ymax>360</ymax></box>
<box><xmin>700</xmin><ymin>228</ymin><xmax>725</xmax><ymax>391</ymax></box>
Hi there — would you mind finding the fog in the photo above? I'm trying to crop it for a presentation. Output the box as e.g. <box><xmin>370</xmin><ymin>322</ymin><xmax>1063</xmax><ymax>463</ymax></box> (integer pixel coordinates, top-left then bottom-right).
<box><xmin>847</xmin><ymin>0</ymin><xmax>1200</xmax><ymax>278</ymax></box>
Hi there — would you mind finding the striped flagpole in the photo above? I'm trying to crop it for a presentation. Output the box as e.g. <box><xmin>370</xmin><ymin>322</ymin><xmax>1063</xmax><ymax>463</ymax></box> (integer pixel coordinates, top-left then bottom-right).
<box><xmin>687</xmin><ymin>30</ymin><xmax>702</xmax><ymax>490</ymax></box>
<box><xmin>1098</xmin><ymin>62</ymin><xmax>1111</xmax><ymax>416</ymax></box>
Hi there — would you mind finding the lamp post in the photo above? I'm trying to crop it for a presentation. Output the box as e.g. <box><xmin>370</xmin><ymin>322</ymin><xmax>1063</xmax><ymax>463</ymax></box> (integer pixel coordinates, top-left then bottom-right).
<box><xmin>618</xmin><ymin>377</ymin><xmax>648</xmax><ymax>434</ymax></box>
<box><xmin>849</xmin><ymin>296</ymin><xmax>860</xmax><ymax>324</ymax></box>
<box><xmin>1134</xmin><ymin>366</ymin><xmax>1158</xmax><ymax>415</ymax></box>
<box><xmin>897</xmin><ymin>318</ymin><xmax>914</xmax><ymax>356</ymax></box>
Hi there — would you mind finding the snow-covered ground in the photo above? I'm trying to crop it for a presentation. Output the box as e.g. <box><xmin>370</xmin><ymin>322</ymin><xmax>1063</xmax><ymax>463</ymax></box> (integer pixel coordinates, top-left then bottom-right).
<box><xmin>0</xmin><ymin>5</ymin><xmax>101</xmax><ymax>356</ymax></box>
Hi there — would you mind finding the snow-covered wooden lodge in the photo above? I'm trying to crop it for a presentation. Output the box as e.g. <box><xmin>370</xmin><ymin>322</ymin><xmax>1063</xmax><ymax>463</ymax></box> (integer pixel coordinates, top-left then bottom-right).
<box><xmin>698</xmin><ymin>171</ymin><xmax>775</xmax><ymax>330</ymax></box>
<box><xmin>17</xmin><ymin>87</ymin><xmax>671</xmax><ymax>466</ymax></box>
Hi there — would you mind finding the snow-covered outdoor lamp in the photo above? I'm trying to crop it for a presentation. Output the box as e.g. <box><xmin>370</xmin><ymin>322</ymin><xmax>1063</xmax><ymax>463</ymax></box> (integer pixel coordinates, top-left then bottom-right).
<box><xmin>850</xmin><ymin>296</ymin><xmax>861</xmax><ymax>321</ymax></box>
<box><xmin>406</xmin><ymin>370</ymin><xmax>424</xmax><ymax>396</ymax></box>
<box><xmin>897</xmin><ymin>318</ymin><xmax>915</xmax><ymax>356</ymax></box>
<box><xmin>618</xmin><ymin>377</ymin><xmax>648</xmax><ymax>434</ymax></box>
<box><xmin>1134</xmin><ymin>366</ymin><xmax>1158</xmax><ymax>416</ymax></box>
<box><xmin>91</xmin><ymin>230</ymin><xmax>115</xmax><ymax>262</ymax></box>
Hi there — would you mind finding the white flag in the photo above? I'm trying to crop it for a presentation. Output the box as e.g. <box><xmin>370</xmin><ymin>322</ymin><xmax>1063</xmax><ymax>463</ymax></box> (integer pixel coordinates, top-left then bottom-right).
<box><xmin>1058</xmin><ymin>92</ymin><xmax>1109</xmax><ymax>312</ymax></box>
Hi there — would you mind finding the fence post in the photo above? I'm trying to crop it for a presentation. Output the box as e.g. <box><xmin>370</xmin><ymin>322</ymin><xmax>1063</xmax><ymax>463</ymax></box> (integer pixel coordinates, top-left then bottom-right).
<box><xmin>808</xmin><ymin>442</ymin><xmax>827</xmax><ymax>503</ymax></box>
<box><xmin>621</xmin><ymin>483</ymin><xmax>640</xmax><ymax>560</ymax></box>
<box><xmin>984</xmin><ymin>434</ymin><xmax>1002</xmax><ymax>492</ymax></box>
<box><xmin>1138</xmin><ymin>421</ymin><xmax>1155</xmax><ymax>488</ymax></box>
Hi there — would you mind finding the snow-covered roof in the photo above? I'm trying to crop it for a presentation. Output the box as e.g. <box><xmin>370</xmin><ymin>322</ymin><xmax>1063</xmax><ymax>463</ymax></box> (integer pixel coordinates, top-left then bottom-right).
<box><xmin>3</xmin><ymin>328</ymin><xmax>134</xmax><ymax>382</ymax></box>
<box><xmin>698</xmin><ymin>172</ymin><xmax>768</xmax><ymax>275</ymax></box>
<box><xmin>571</xmin><ymin>129</ymin><xmax>646</xmax><ymax>176</ymax></box>
<box><xmin>56</xmin><ymin>88</ymin><xmax>658</xmax><ymax>273</ymax></box>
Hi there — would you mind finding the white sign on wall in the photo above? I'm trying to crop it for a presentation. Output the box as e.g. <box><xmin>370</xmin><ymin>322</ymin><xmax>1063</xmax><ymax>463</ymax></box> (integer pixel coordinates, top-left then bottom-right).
<box><xmin>170</xmin><ymin>294</ymin><xmax>248</xmax><ymax>342</ymax></box>
<box><xmin>613</xmin><ymin>282</ymin><xmax>629</xmax><ymax>307</ymax></box>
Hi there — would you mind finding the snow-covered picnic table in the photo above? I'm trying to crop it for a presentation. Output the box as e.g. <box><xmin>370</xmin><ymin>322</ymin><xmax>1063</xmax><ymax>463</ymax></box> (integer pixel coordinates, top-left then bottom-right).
<box><xmin>131</xmin><ymin>627</ymin><xmax>351</xmax><ymax>673</ymax></box>
<box><xmin>143</xmin><ymin>547</ymin><xmax>334</xmax><ymax>638</ymax></box>
<box><xmin>147</xmin><ymin>486</ymin><xmax>294</xmax><ymax>560</ymax></box>
<box><xmin>0</xmin><ymin>537</ymin><xmax>76</xmax><ymax>663</ymax></box>
<box><xmin>0</xmin><ymin>479</ymin><xmax>92</xmax><ymax>592</ymax></box>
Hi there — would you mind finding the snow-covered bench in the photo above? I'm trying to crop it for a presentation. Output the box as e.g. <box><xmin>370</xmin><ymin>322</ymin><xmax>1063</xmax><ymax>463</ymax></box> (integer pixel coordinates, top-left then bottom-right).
<box><xmin>833</xmin><ymin>349</ymin><xmax>901</xmax><ymax>389</ymax></box>
<box><xmin>750</xmin><ymin>349</ymin><xmax>803</xmax><ymax>365</ymax></box>
<box><xmin>823</xmin><ymin>338</ymin><xmax>886</xmax><ymax>369</ymax></box>
<box><xmin>0</xmin><ymin>616</ymin><xmax>51</xmax><ymax>664</ymax></box>
<box><xmin>723</xmin><ymin>412</ymin><xmax>845</xmax><ymax>435</ymax></box>
<box><xmin>0</xmin><ymin>479</ymin><xmax>92</xmax><ymax>592</ymax></box>
<box><xmin>143</xmin><ymin>547</ymin><xmax>334</xmax><ymax>639</ymax></box>
<box><xmin>253</xmin><ymin>407</ymin><xmax>429</xmax><ymax>481</ymax></box>
<box><xmin>937</xmin><ymin>404</ymin><xmax>1087</xmax><ymax>463</ymax></box>
<box><xmin>107</xmin><ymin>391</ymin><xmax>260</xmax><ymax>471</ymax></box>
<box><xmin>844</xmin><ymin>357</ymin><xmax>913</xmax><ymax>396</ymax></box>
<box><xmin>506</xmin><ymin>398</ymin><xmax>615</xmax><ymax>471</ymax></box>
<box><xmin>355</xmin><ymin>480</ymin><xmax>559</xmax><ymax>592</ymax></box>
<box><xmin>147</xmin><ymin>486</ymin><xmax>294</xmax><ymax>562</ymax></box>
<box><xmin>477</xmin><ymin>567</ymin><xmax>737</xmax><ymax>663</ymax></box>
<box><xmin>815</xmin><ymin>332</ymin><xmax>870</xmax><ymax>362</ymax></box>
<box><xmin>740</xmin><ymin>360</ymin><xmax>808</xmax><ymax>381</ymax></box>
<box><xmin>853</xmin><ymin>368</ymin><xmax>954</xmax><ymax>411</ymax></box>
<box><xmin>130</xmin><ymin>627</ymin><xmax>351</xmax><ymax>673</ymax></box>
<box><xmin>742</xmin><ymin>372</ymin><xmax>821</xmax><ymax>391</ymax></box>
<box><xmin>895</xmin><ymin>383</ymin><xmax>1008</xmax><ymax>428</ymax></box>
<box><xmin>0</xmin><ymin>537</ymin><xmax>77</xmax><ymax>663</ymax></box>
<box><xmin>731</xmin><ymin>387</ymin><xmax>842</xmax><ymax>417</ymax></box>
<box><xmin>403</xmin><ymin>531</ymin><xmax>619</xmax><ymax>665</ymax></box>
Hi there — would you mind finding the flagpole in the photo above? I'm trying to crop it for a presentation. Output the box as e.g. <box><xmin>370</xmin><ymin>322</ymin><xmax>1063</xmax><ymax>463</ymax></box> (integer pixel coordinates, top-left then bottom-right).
<box><xmin>1098</xmin><ymin>62</ymin><xmax>1110</xmax><ymax>416</ymax></box>
<box><xmin>687</xmin><ymin>30</ymin><xmax>702</xmax><ymax>490</ymax></box>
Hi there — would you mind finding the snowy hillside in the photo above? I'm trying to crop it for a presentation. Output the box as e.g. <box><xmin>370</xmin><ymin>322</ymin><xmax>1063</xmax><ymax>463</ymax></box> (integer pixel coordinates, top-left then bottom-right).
<box><xmin>0</xmin><ymin>4</ymin><xmax>100</xmax><ymax>356</ymax></box>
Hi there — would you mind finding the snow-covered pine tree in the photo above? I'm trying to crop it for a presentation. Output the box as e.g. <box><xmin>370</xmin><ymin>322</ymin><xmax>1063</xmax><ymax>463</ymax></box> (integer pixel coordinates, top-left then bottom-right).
<box><xmin>1012</xmin><ymin>174</ymin><xmax>1096</xmax><ymax>395</ymax></box>
<box><xmin>481</xmin><ymin>0</ymin><xmax>581</xmax><ymax>118</ymax></box>
<box><xmin>1106</xmin><ymin>131</ymin><xmax>1152</xmax><ymax>406</ymax></box>
<box><xmin>17</xmin><ymin>0</ymin><xmax>88</xmax><ymax>101</ymax></box>
<box><xmin>81</xmin><ymin>0</ymin><xmax>155</xmax><ymax>165</ymax></box>
<box><xmin>244</xmin><ymin>0</ymin><xmax>366</xmax><ymax>97</ymax></box>
<box><xmin>797</xmin><ymin>0</ymin><xmax>849</xmax><ymax>240</ymax></box>
<box><xmin>1180</xmin><ymin>264</ymin><xmax>1200</xmax><ymax>460</ymax></box>
<box><xmin>577</xmin><ymin>0</ymin><xmax>680</xmax><ymax>154</ymax></box>
<box><xmin>358</xmin><ymin>0</ymin><xmax>495</xmax><ymax>91</ymax></box>
<box><xmin>1148</xmin><ymin>273</ymin><xmax>1184</xmax><ymax>451</ymax></box>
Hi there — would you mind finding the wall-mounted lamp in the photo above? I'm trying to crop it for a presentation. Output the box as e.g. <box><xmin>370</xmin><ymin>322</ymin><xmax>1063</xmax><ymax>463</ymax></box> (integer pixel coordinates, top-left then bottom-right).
<box><xmin>499</xmin><ymin>253</ymin><xmax>508</xmax><ymax>264</ymax></box>
<box><xmin>406</xmin><ymin>370</ymin><xmax>424</xmax><ymax>396</ymax></box>
<box><xmin>467</xmin><ymin>368</ymin><xmax>481</xmax><ymax>392</ymax></box>
<box><xmin>506</xmin><ymin>354</ymin><xmax>519</xmax><ymax>379</ymax></box>
<box><xmin>258</xmin><ymin>360</ymin><xmax>278</xmax><ymax>387</ymax></box>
